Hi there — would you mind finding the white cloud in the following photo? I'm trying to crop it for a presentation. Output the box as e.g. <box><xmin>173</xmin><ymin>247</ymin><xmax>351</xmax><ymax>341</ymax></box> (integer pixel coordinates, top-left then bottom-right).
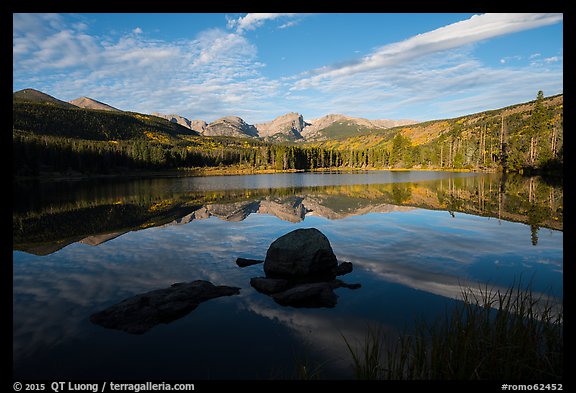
<box><xmin>292</xmin><ymin>13</ymin><xmax>563</xmax><ymax>90</ymax></box>
<box><xmin>132</xmin><ymin>26</ymin><xmax>143</xmax><ymax>34</ymax></box>
<box><xmin>530</xmin><ymin>54</ymin><xmax>563</xmax><ymax>67</ymax></box>
<box><xmin>13</xmin><ymin>14</ymin><xmax>282</xmax><ymax>122</ymax></box>
<box><xmin>12</xmin><ymin>13</ymin><xmax>563</xmax><ymax>123</ymax></box>
<box><xmin>278</xmin><ymin>20</ymin><xmax>298</xmax><ymax>29</ymax></box>
<box><xmin>500</xmin><ymin>55</ymin><xmax>522</xmax><ymax>64</ymax></box>
<box><xmin>13</xmin><ymin>13</ymin><xmax>65</xmax><ymax>37</ymax></box>
<box><xmin>282</xmin><ymin>48</ymin><xmax>562</xmax><ymax>121</ymax></box>
<box><xmin>13</xmin><ymin>14</ymin><xmax>101</xmax><ymax>72</ymax></box>
<box><xmin>190</xmin><ymin>28</ymin><xmax>255</xmax><ymax>67</ymax></box>
<box><xmin>227</xmin><ymin>13</ymin><xmax>299</xmax><ymax>33</ymax></box>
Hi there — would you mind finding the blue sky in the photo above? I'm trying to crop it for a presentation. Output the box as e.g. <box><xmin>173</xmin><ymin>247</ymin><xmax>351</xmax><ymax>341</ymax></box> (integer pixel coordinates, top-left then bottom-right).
<box><xmin>13</xmin><ymin>13</ymin><xmax>563</xmax><ymax>123</ymax></box>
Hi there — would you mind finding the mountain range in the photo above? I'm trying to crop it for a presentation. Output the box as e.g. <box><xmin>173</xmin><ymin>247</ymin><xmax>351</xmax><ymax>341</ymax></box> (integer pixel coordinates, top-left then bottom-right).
<box><xmin>153</xmin><ymin>110</ymin><xmax>417</xmax><ymax>142</ymax></box>
<box><xmin>14</xmin><ymin>88</ymin><xmax>416</xmax><ymax>142</ymax></box>
<box><xmin>13</xmin><ymin>87</ymin><xmax>563</xmax><ymax>176</ymax></box>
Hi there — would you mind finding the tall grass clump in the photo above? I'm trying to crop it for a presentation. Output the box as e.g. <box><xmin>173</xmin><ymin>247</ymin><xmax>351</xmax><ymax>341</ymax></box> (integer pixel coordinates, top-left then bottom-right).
<box><xmin>341</xmin><ymin>327</ymin><xmax>385</xmax><ymax>379</ymax></box>
<box><xmin>344</xmin><ymin>281</ymin><xmax>563</xmax><ymax>380</ymax></box>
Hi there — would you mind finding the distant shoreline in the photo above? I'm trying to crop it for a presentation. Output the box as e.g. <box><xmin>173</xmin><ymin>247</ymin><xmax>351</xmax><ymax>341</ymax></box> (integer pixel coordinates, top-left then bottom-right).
<box><xmin>13</xmin><ymin>165</ymin><xmax>505</xmax><ymax>182</ymax></box>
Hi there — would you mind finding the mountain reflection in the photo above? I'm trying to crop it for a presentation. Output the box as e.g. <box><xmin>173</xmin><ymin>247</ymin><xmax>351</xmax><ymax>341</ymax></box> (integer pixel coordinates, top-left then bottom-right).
<box><xmin>13</xmin><ymin>173</ymin><xmax>562</xmax><ymax>255</ymax></box>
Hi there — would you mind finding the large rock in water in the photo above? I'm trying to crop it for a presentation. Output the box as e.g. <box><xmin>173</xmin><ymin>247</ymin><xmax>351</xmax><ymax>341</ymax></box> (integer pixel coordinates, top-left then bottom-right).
<box><xmin>264</xmin><ymin>228</ymin><xmax>338</xmax><ymax>278</ymax></box>
<box><xmin>90</xmin><ymin>280</ymin><xmax>240</xmax><ymax>334</ymax></box>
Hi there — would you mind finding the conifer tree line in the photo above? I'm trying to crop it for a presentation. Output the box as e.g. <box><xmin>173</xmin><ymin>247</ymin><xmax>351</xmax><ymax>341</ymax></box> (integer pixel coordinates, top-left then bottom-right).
<box><xmin>13</xmin><ymin>91</ymin><xmax>562</xmax><ymax>176</ymax></box>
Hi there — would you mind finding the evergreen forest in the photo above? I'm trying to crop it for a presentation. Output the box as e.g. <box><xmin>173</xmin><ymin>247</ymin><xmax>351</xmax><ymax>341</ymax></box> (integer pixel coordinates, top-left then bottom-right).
<box><xmin>13</xmin><ymin>91</ymin><xmax>563</xmax><ymax>177</ymax></box>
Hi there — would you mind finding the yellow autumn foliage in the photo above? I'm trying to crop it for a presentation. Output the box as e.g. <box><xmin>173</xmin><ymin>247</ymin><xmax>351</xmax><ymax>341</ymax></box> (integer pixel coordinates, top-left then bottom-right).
<box><xmin>148</xmin><ymin>199</ymin><xmax>174</xmax><ymax>212</ymax></box>
<box><xmin>144</xmin><ymin>131</ymin><xmax>171</xmax><ymax>144</ymax></box>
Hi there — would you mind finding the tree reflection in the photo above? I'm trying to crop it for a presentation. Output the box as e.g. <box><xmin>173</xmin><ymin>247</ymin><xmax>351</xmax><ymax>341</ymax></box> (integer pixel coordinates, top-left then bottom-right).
<box><xmin>13</xmin><ymin>173</ymin><xmax>562</xmax><ymax>254</ymax></box>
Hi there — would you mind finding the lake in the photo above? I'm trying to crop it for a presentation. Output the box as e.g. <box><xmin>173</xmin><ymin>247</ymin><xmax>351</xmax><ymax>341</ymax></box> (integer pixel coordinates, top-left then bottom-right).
<box><xmin>12</xmin><ymin>171</ymin><xmax>563</xmax><ymax>379</ymax></box>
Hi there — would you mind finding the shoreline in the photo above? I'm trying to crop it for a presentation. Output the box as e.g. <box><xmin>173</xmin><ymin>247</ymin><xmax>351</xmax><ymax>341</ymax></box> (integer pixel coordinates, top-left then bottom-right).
<box><xmin>14</xmin><ymin>165</ymin><xmax>535</xmax><ymax>183</ymax></box>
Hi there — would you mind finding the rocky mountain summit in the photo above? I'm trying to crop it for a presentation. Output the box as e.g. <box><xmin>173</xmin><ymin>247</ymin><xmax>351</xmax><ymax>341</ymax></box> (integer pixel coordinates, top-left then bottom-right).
<box><xmin>301</xmin><ymin>114</ymin><xmax>417</xmax><ymax>141</ymax></box>
<box><xmin>255</xmin><ymin>112</ymin><xmax>310</xmax><ymax>140</ymax></box>
<box><xmin>151</xmin><ymin>112</ymin><xmax>192</xmax><ymax>129</ymax></box>
<box><xmin>150</xmin><ymin>110</ymin><xmax>415</xmax><ymax>141</ymax></box>
<box><xmin>189</xmin><ymin>119</ymin><xmax>208</xmax><ymax>134</ymax></box>
<box><xmin>203</xmin><ymin>116</ymin><xmax>259</xmax><ymax>137</ymax></box>
<box><xmin>13</xmin><ymin>88</ymin><xmax>77</xmax><ymax>109</ymax></box>
<box><xmin>153</xmin><ymin>112</ymin><xmax>208</xmax><ymax>134</ymax></box>
<box><xmin>69</xmin><ymin>97</ymin><xmax>121</xmax><ymax>112</ymax></box>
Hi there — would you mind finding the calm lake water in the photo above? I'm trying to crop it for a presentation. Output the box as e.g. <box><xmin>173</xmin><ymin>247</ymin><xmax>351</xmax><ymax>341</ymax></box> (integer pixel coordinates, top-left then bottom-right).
<box><xmin>13</xmin><ymin>171</ymin><xmax>563</xmax><ymax>379</ymax></box>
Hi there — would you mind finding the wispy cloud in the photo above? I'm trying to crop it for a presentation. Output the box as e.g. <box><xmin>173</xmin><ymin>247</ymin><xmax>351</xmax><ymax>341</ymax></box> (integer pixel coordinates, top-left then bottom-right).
<box><xmin>530</xmin><ymin>53</ymin><xmax>563</xmax><ymax>68</ymax></box>
<box><xmin>283</xmin><ymin>13</ymin><xmax>562</xmax><ymax>120</ymax></box>
<box><xmin>292</xmin><ymin>13</ymin><xmax>563</xmax><ymax>90</ymax></box>
<box><xmin>13</xmin><ymin>13</ymin><xmax>563</xmax><ymax>123</ymax></box>
<box><xmin>499</xmin><ymin>55</ymin><xmax>522</xmax><ymax>64</ymax></box>
<box><xmin>283</xmin><ymin>46</ymin><xmax>562</xmax><ymax>120</ymax></box>
<box><xmin>13</xmin><ymin>14</ymin><xmax>282</xmax><ymax>122</ymax></box>
<box><xmin>226</xmin><ymin>13</ymin><xmax>299</xmax><ymax>33</ymax></box>
<box><xmin>279</xmin><ymin>20</ymin><xmax>299</xmax><ymax>29</ymax></box>
<box><xmin>544</xmin><ymin>56</ymin><xmax>561</xmax><ymax>63</ymax></box>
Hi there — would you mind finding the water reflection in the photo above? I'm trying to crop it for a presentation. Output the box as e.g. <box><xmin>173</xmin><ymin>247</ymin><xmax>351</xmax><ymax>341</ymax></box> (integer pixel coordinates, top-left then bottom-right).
<box><xmin>90</xmin><ymin>280</ymin><xmax>241</xmax><ymax>334</ymax></box>
<box><xmin>12</xmin><ymin>171</ymin><xmax>563</xmax><ymax>379</ymax></box>
<box><xmin>13</xmin><ymin>172</ymin><xmax>563</xmax><ymax>255</ymax></box>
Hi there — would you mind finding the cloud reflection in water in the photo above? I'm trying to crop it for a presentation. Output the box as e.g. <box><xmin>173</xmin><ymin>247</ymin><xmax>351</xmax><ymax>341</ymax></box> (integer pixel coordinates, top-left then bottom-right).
<box><xmin>13</xmin><ymin>201</ymin><xmax>562</xmax><ymax>378</ymax></box>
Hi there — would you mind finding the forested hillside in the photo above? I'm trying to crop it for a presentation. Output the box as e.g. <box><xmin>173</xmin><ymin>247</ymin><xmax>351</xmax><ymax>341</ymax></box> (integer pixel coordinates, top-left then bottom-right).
<box><xmin>13</xmin><ymin>101</ymin><xmax>197</xmax><ymax>141</ymax></box>
<box><xmin>13</xmin><ymin>91</ymin><xmax>562</xmax><ymax>177</ymax></box>
<box><xmin>314</xmin><ymin>92</ymin><xmax>563</xmax><ymax>173</ymax></box>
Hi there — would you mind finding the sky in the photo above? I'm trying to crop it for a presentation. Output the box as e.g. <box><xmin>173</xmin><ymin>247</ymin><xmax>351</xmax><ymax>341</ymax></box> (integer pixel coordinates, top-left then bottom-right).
<box><xmin>13</xmin><ymin>13</ymin><xmax>563</xmax><ymax>124</ymax></box>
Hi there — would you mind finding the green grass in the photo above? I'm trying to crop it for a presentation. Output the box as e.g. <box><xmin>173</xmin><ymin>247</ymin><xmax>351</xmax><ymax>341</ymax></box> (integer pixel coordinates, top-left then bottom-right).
<box><xmin>343</xmin><ymin>281</ymin><xmax>563</xmax><ymax>380</ymax></box>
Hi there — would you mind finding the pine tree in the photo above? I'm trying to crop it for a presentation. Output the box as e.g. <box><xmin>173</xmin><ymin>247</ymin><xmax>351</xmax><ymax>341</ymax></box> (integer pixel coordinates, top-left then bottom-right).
<box><xmin>528</xmin><ymin>90</ymin><xmax>547</xmax><ymax>167</ymax></box>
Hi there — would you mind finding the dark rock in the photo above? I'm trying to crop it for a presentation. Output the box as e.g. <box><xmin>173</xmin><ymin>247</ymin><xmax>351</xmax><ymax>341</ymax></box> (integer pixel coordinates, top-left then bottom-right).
<box><xmin>264</xmin><ymin>228</ymin><xmax>338</xmax><ymax>278</ymax></box>
<box><xmin>243</xmin><ymin>228</ymin><xmax>360</xmax><ymax>308</ymax></box>
<box><xmin>250</xmin><ymin>277</ymin><xmax>290</xmax><ymax>294</ymax></box>
<box><xmin>333</xmin><ymin>261</ymin><xmax>353</xmax><ymax>276</ymax></box>
<box><xmin>236</xmin><ymin>257</ymin><xmax>264</xmax><ymax>267</ymax></box>
<box><xmin>90</xmin><ymin>280</ymin><xmax>240</xmax><ymax>334</ymax></box>
<box><xmin>272</xmin><ymin>282</ymin><xmax>338</xmax><ymax>308</ymax></box>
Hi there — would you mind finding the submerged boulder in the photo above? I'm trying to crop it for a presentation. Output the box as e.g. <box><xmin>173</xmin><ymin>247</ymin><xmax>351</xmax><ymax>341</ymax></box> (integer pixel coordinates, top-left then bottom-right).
<box><xmin>264</xmin><ymin>228</ymin><xmax>338</xmax><ymax>278</ymax></box>
<box><xmin>272</xmin><ymin>282</ymin><xmax>338</xmax><ymax>308</ymax></box>
<box><xmin>270</xmin><ymin>280</ymin><xmax>361</xmax><ymax>308</ymax></box>
<box><xmin>90</xmin><ymin>280</ymin><xmax>240</xmax><ymax>334</ymax></box>
<box><xmin>250</xmin><ymin>277</ymin><xmax>290</xmax><ymax>294</ymax></box>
